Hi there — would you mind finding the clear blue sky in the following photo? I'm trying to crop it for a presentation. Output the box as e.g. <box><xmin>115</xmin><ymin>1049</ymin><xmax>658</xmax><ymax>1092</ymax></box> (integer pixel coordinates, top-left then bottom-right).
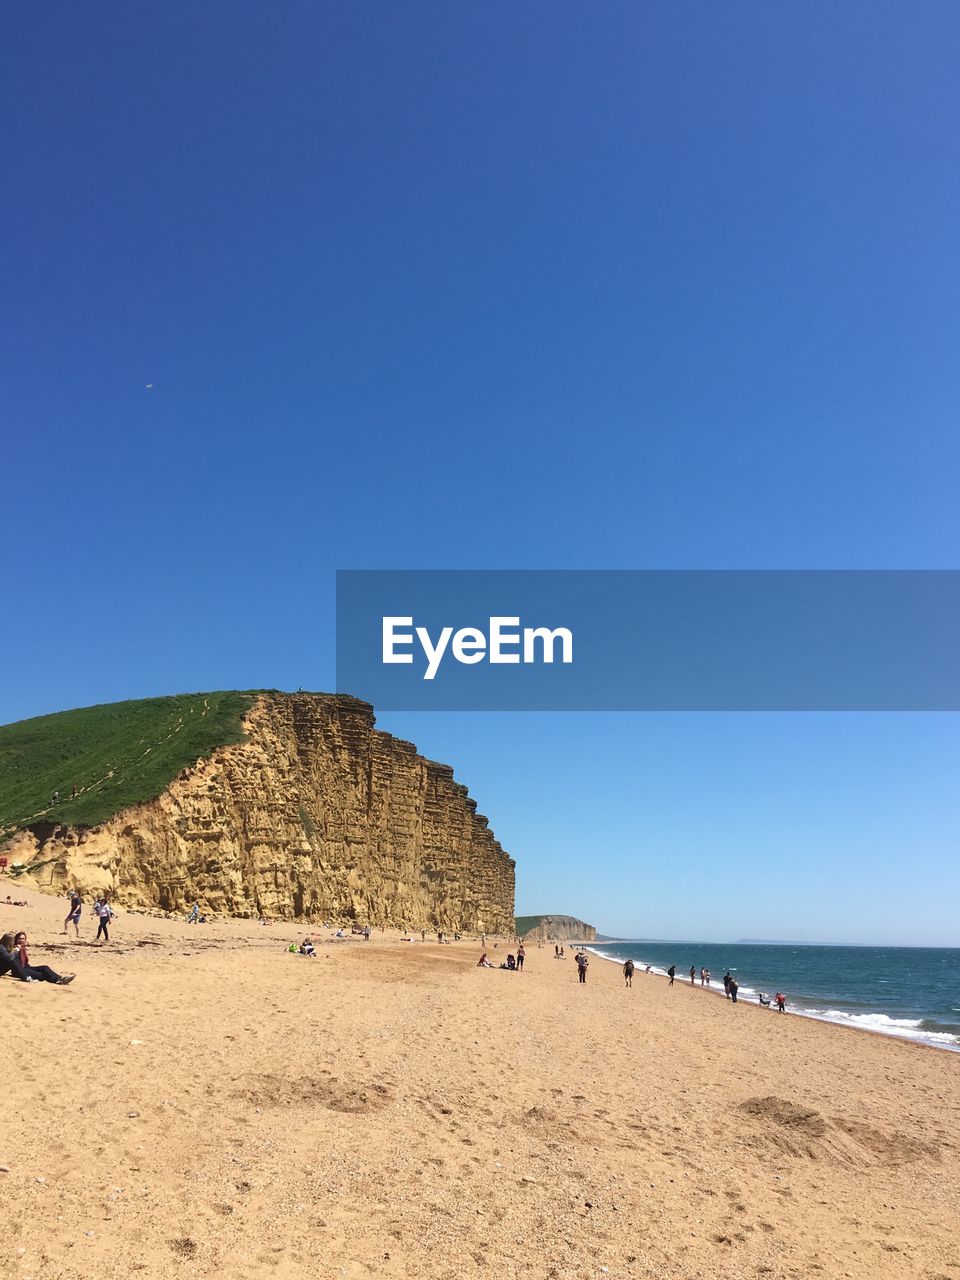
<box><xmin>4</xmin><ymin>3</ymin><xmax>958</xmax><ymax>944</ymax></box>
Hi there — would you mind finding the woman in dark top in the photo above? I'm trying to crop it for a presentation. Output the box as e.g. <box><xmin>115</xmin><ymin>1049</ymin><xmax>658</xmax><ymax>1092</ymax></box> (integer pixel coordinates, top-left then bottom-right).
<box><xmin>8</xmin><ymin>932</ymin><xmax>75</xmax><ymax>985</ymax></box>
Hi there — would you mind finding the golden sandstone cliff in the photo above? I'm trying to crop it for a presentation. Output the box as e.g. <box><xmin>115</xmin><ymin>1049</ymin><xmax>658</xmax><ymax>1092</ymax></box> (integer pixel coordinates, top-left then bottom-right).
<box><xmin>519</xmin><ymin>915</ymin><xmax>596</xmax><ymax>942</ymax></box>
<box><xmin>6</xmin><ymin>693</ymin><xmax>515</xmax><ymax>932</ymax></box>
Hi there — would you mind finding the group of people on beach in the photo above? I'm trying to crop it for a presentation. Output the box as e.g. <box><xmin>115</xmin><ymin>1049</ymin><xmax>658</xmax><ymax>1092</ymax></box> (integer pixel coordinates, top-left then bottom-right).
<box><xmin>642</xmin><ymin>960</ymin><xmax>787</xmax><ymax>1010</ymax></box>
<box><xmin>477</xmin><ymin>942</ymin><xmax>526</xmax><ymax>971</ymax></box>
<box><xmin>1</xmin><ymin>886</ymin><xmax>123</xmax><ymax>988</ymax></box>
<box><xmin>1</xmin><ymin>929</ymin><xmax>76</xmax><ymax>985</ymax></box>
<box><xmin>62</xmin><ymin>889</ymin><xmax>116</xmax><ymax>942</ymax></box>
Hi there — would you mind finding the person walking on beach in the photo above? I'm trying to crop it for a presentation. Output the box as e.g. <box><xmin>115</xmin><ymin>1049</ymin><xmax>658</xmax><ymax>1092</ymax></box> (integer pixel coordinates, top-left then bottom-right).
<box><xmin>667</xmin><ymin>964</ymin><xmax>676</xmax><ymax>986</ymax></box>
<box><xmin>775</xmin><ymin>992</ymin><xmax>787</xmax><ymax>1013</ymax></box>
<box><xmin>729</xmin><ymin>977</ymin><xmax>739</xmax><ymax>1003</ymax></box>
<box><xmin>623</xmin><ymin>959</ymin><xmax>634</xmax><ymax>987</ymax></box>
<box><xmin>576</xmin><ymin>952</ymin><xmax>588</xmax><ymax>983</ymax></box>
<box><xmin>723</xmin><ymin>972</ymin><xmax>732</xmax><ymax>998</ymax></box>
<box><xmin>700</xmin><ymin>967</ymin><xmax>708</xmax><ymax>986</ymax></box>
<box><xmin>63</xmin><ymin>890</ymin><xmax>82</xmax><ymax>937</ymax></box>
<box><xmin>94</xmin><ymin>897</ymin><xmax>114</xmax><ymax>942</ymax></box>
<box><xmin>516</xmin><ymin>943</ymin><xmax>525</xmax><ymax>972</ymax></box>
<box><xmin>689</xmin><ymin>965</ymin><xmax>696</xmax><ymax>986</ymax></box>
<box><xmin>187</xmin><ymin>902</ymin><xmax>200</xmax><ymax>924</ymax></box>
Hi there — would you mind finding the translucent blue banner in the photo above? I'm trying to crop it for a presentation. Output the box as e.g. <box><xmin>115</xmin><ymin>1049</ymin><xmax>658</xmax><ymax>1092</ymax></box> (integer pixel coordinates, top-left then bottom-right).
<box><xmin>335</xmin><ymin>570</ymin><xmax>960</xmax><ymax>711</ymax></box>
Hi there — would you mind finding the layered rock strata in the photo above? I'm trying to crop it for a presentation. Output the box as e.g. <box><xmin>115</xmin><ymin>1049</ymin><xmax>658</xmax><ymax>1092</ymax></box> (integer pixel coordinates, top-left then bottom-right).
<box><xmin>519</xmin><ymin>915</ymin><xmax>596</xmax><ymax>942</ymax></box>
<box><xmin>6</xmin><ymin>693</ymin><xmax>515</xmax><ymax>932</ymax></box>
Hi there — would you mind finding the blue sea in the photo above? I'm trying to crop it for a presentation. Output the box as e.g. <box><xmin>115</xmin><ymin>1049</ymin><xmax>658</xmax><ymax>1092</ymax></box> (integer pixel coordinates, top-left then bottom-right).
<box><xmin>588</xmin><ymin>940</ymin><xmax>960</xmax><ymax>1052</ymax></box>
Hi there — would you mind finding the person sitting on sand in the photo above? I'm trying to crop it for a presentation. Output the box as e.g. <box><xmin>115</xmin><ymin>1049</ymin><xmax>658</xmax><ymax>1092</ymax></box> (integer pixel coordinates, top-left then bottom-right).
<box><xmin>623</xmin><ymin>959</ymin><xmax>634</xmax><ymax>987</ymax></box>
<box><xmin>505</xmin><ymin>953</ymin><xmax>516</xmax><ymax>970</ymax></box>
<box><xmin>7</xmin><ymin>931</ymin><xmax>75</xmax><ymax>985</ymax></box>
<box><xmin>758</xmin><ymin>992</ymin><xmax>771</xmax><ymax>1006</ymax></box>
<box><xmin>300</xmin><ymin>938</ymin><xmax>316</xmax><ymax>956</ymax></box>
<box><xmin>477</xmin><ymin>952</ymin><xmax>494</xmax><ymax>968</ymax></box>
<box><xmin>0</xmin><ymin>934</ymin><xmax>31</xmax><ymax>982</ymax></box>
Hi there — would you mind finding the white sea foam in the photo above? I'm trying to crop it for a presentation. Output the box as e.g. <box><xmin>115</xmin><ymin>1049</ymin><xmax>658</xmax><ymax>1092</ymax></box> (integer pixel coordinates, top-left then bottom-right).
<box><xmin>801</xmin><ymin>1007</ymin><xmax>960</xmax><ymax>1049</ymax></box>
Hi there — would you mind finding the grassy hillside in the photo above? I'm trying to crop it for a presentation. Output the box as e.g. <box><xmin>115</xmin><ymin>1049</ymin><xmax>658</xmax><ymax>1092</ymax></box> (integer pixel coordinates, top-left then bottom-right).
<box><xmin>514</xmin><ymin>915</ymin><xmax>544</xmax><ymax>936</ymax></box>
<box><xmin>0</xmin><ymin>692</ymin><xmax>256</xmax><ymax>835</ymax></box>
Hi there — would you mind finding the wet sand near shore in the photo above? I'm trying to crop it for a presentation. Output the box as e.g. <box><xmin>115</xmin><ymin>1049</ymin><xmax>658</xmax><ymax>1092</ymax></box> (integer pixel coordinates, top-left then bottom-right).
<box><xmin>2</xmin><ymin>884</ymin><xmax>959</xmax><ymax>1280</ymax></box>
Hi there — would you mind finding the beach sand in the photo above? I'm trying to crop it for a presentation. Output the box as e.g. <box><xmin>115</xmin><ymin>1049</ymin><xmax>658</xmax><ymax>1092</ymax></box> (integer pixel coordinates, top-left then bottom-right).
<box><xmin>2</xmin><ymin>883</ymin><xmax>959</xmax><ymax>1280</ymax></box>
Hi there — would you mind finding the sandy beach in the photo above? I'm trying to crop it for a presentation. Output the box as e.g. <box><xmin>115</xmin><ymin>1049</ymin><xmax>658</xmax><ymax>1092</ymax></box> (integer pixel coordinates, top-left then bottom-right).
<box><xmin>2</xmin><ymin>883</ymin><xmax>959</xmax><ymax>1280</ymax></box>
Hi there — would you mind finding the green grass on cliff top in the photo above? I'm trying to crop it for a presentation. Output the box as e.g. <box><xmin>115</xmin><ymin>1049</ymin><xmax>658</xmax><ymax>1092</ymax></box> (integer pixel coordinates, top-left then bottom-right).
<box><xmin>514</xmin><ymin>915</ymin><xmax>545</xmax><ymax>935</ymax></box>
<box><xmin>0</xmin><ymin>692</ymin><xmax>256</xmax><ymax>836</ymax></box>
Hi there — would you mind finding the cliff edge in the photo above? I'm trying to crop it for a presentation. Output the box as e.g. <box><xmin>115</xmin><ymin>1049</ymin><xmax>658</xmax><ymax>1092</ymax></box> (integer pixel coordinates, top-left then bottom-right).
<box><xmin>516</xmin><ymin>914</ymin><xmax>596</xmax><ymax>942</ymax></box>
<box><xmin>1</xmin><ymin>692</ymin><xmax>515</xmax><ymax>932</ymax></box>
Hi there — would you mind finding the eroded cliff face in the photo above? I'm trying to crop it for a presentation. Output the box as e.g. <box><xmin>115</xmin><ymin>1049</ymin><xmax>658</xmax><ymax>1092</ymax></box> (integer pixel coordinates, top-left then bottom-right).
<box><xmin>6</xmin><ymin>693</ymin><xmax>515</xmax><ymax>932</ymax></box>
<box><xmin>521</xmin><ymin>915</ymin><xmax>596</xmax><ymax>942</ymax></box>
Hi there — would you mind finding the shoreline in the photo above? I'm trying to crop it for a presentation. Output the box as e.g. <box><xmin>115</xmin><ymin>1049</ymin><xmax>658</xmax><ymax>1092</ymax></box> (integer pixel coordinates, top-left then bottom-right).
<box><xmin>586</xmin><ymin>943</ymin><xmax>960</xmax><ymax>1054</ymax></box>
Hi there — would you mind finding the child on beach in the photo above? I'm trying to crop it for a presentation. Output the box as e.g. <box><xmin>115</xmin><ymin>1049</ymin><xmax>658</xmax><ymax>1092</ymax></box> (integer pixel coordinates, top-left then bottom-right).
<box><xmin>94</xmin><ymin>897</ymin><xmax>115</xmax><ymax>942</ymax></box>
<box><xmin>729</xmin><ymin>978</ymin><xmax>739</xmax><ymax>1003</ymax></box>
<box><xmin>775</xmin><ymin>993</ymin><xmax>787</xmax><ymax>1012</ymax></box>
<box><xmin>63</xmin><ymin>890</ymin><xmax>82</xmax><ymax>937</ymax></box>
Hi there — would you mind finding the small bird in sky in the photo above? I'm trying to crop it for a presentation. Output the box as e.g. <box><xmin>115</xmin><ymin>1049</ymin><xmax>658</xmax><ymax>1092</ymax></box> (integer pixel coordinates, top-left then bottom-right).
<box><xmin>146</xmin><ymin>383</ymin><xmax>154</xmax><ymax>390</ymax></box>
